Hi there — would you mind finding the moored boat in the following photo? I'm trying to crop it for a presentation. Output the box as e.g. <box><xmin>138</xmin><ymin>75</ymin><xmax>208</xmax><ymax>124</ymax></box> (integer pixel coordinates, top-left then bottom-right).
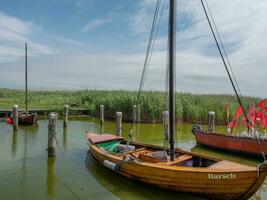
<box><xmin>192</xmin><ymin>128</ymin><xmax>267</xmax><ymax>156</ymax></box>
<box><xmin>192</xmin><ymin>98</ymin><xmax>267</xmax><ymax>156</ymax></box>
<box><xmin>18</xmin><ymin>112</ymin><xmax>38</xmax><ymax>125</ymax></box>
<box><xmin>18</xmin><ymin>43</ymin><xmax>38</xmax><ymax>126</ymax></box>
<box><xmin>87</xmin><ymin>133</ymin><xmax>267</xmax><ymax>200</ymax></box>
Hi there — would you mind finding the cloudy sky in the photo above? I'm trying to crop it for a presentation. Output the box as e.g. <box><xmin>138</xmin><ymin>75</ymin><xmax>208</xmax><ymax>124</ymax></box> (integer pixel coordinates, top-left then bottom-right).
<box><xmin>0</xmin><ymin>0</ymin><xmax>266</xmax><ymax>97</ymax></box>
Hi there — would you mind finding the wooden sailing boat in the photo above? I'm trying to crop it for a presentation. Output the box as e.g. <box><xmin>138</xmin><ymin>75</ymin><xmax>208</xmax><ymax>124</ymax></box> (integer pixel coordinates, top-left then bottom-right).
<box><xmin>87</xmin><ymin>1</ymin><xmax>267</xmax><ymax>199</ymax></box>
<box><xmin>18</xmin><ymin>43</ymin><xmax>38</xmax><ymax>125</ymax></box>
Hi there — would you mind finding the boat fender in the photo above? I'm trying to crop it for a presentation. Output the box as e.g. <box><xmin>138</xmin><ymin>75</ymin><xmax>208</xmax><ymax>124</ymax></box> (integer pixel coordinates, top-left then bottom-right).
<box><xmin>103</xmin><ymin>160</ymin><xmax>119</xmax><ymax>171</ymax></box>
<box><xmin>192</xmin><ymin>124</ymin><xmax>201</xmax><ymax>134</ymax></box>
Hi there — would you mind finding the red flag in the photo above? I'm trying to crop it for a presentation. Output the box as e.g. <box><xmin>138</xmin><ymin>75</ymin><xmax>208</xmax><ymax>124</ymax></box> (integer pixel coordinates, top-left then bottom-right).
<box><xmin>260</xmin><ymin>117</ymin><xmax>267</xmax><ymax>127</ymax></box>
<box><xmin>228</xmin><ymin>119</ymin><xmax>238</xmax><ymax>128</ymax></box>
<box><xmin>256</xmin><ymin>98</ymin><xmax>266</xmax><ymax>108</ymax></box>
<box><xmin>235</xmin><ymin>106</ymin><xmax>243</xmax><ymax>119</ymax></box>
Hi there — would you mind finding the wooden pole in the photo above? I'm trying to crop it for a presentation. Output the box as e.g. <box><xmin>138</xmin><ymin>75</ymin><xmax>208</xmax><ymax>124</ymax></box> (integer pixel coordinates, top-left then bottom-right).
<box><xmin>116</xmin><ymin>112</ymin><xmax>122</xmax><ymax>136</ymax></box>
<box><xmin>163</xmin><ymin>111</ymin><xmax>169</xmax><ymax>140</ymax></box>
<box><xmin>25</xmin><ymin>43</ymin><xmax>28</xmax><ymax>113</ymax></box>
<box><xmin>208</xmin><ymin>111</ymin><xmax>215</xmax><ymax>132</ymax></box>
<box><xmin>63</xmin><ymin>105</ymin><xmax>69</xmax><ymax>128</ymax></box>
<box><xmin>137</xmin><ymin>105</ymin><xmax>141</xmax><ymax>123</ymax></box>
<box><xmin>48</xmin><ymin>112</ymin><xmax>57</xmax><ymax>157</ymax></box>
<box><xmin>168</xmin><ymin>0</ymin><xmax>177</xmax><ymax>161</ymax></box>
<box><xmin>133</xmin><ymin>105</ymin><xmax>137</xmax><ymax>123</ymax></box>
<box><xmin>100</xmin><ymin>105</ymin><xmax>104</xmax><ymax>126</ymax></box>
<box><xmin>12</xmin><ymin>105</ymin><xmax>18</xmax><ymax>131</ymax></box>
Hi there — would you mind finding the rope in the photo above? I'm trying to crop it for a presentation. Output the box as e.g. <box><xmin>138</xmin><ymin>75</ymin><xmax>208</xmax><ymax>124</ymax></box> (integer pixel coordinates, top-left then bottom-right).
<box><xmin>200</xmin><ymin>0</ymin><xmax>251</xmax><ymax>130</ymax></box>
<box><xmin>130</xmin><ymin>0</ymin><xmax>166</xmax><ymax>140</ymax></box>
<box><xmin>203</xmin><ymin>0</ymin><xmax>243</xmax><ymax>97</ymax></box>
<box><xmin>54</xmin><ymin>134</ymin><xmax>91</xmax><ymax>200</ymax></box>
<box><xmin>137</xmin><ymin>0</ymin><xmax>165</xmax><ymax>103</ymax></box>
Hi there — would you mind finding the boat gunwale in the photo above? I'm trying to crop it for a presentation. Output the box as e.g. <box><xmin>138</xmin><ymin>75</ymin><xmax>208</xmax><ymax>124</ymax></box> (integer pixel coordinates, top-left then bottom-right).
<box><xmin>195</xmin><ymin>129</ymin><xmax>267</xmax><ymax>141</ymax></box>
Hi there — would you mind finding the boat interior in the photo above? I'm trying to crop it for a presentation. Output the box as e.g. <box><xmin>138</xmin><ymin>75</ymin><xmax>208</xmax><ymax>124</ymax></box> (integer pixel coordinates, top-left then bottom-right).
<box><xmin>96</xmin><ymin>139</ymin><xmax>218</xmax><ymax>168</ymax></box>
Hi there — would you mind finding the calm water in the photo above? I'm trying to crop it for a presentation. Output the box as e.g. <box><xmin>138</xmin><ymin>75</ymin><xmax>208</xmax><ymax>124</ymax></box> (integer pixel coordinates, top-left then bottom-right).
<box><xmin>0</xmin><ymin>117</ymin><xmax>266</xmax><ymax>200</ymax></box>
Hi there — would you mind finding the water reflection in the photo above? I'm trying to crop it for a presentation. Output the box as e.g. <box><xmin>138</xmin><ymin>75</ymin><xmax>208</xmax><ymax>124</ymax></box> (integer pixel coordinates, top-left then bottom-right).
<box><xmin>11</xmin><ymin>130</ymin><xmax>17</xmax><ymax>157</ymax></box>
<box><xmin>46</xmin><ymin>157</ymin><xmax>55</xmax><ymax>198</ymax></box>
<box><xmin>63</xmin><ymin>127</ymin><xmax>67</xmax><ymax>149</ymax></box>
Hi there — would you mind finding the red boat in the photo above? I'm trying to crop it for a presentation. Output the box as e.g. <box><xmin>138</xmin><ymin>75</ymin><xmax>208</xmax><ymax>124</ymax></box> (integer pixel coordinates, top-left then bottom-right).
<box><xmin>192</xmin><ymin>127</ymin><xmax>267</xmax><ymax>156</ymax></box>
<box><xmin>18</xmin><ymin>112</ymin><xmax>38</xmax><ymax>126</ymax></box>
<box><xmin>192</xmin><ymin>99</ymin><xmax>267</xmax><ymax>156</ymax></box>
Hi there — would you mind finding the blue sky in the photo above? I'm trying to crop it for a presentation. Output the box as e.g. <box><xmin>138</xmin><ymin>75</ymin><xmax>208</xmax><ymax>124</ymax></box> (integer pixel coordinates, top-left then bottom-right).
<box><xmin>0</xmin><ymin>0</ymin><xmax>267</xmax><ymax>97</ymax></box>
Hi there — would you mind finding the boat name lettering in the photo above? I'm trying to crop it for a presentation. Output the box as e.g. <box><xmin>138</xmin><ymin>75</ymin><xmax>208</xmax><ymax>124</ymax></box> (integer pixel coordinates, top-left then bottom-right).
<box><xmin>208</xmin><ymin>173</ymin><xmax>236</xmax><ymax>179</ymax></box>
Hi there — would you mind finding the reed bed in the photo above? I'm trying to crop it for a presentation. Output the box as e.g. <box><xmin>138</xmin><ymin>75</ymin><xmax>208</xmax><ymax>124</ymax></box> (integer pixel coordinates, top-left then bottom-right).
<box><xmin>0</xmin><ymin>88</ymin><xmax>259</xmax><ymax>124</ymax></box>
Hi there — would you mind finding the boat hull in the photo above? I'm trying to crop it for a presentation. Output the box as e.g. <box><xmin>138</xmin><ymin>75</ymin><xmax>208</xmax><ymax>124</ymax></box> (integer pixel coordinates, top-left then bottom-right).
<box><xmin>88</xmin><ymin>139</ymin><xmax>267</xmax><ymax>200</ymax></box>
<box><xmin>18</xmin><ymin>113</ymin><xmax>38</xmax><ymax>125</ymax></box>
<box><xmin>194</xmin><ymin>130</ymin><xmax>267</xmax><ymax>156</ymax></box>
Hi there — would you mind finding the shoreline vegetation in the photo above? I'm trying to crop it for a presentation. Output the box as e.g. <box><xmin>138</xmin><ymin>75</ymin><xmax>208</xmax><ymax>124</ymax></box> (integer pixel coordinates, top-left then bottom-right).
<box><xmin>0</xmin><ymin>88</ymin><xmax>259</xmax><ymax>124</ymax></box>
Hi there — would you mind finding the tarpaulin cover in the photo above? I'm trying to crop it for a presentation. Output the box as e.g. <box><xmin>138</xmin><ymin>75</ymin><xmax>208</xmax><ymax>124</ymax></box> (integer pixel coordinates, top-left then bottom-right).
<box><xmin>97</xmin><ymin>140</ymin><xmax>121</xmax><ymax>153</ymax></box>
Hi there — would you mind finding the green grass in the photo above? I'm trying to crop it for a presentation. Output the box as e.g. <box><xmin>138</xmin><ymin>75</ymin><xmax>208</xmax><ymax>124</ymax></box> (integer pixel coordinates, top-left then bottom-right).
<box><xmin>0</xmin><ymin>88</ymin><xmax>260</xmax><ymax>124</ymax></box>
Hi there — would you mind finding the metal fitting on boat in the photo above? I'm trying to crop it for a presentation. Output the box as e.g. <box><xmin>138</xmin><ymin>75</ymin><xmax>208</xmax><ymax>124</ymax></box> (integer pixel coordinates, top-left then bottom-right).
<box><xmin>191</xmin><ymin>124</ymin><xmax>201</xmax><ymax>134</ymax></box>
<box><xmin>103</xmin><ymin>160</ymin><xmax>119</xmax><ymax>171</ymax></box>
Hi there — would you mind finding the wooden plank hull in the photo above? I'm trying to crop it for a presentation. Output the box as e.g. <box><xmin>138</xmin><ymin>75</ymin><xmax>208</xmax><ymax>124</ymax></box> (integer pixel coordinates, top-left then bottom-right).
<box><xmin>18</xmin><ymin>113</ymin><xmax>38</xmax><ymax>125</ymax></box>
<box><xmin>194</xmin><ymin>130</ymin><xmax>267</xmax><ymax>156</ymax></box>
<box><xmin>87</xmin><ymin>134</ymin><xmax>267</xmax><ymax>200</ymax></box>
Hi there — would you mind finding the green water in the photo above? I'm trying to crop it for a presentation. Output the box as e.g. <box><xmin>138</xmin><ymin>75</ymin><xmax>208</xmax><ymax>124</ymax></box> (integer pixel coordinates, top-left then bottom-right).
<box><xmin>0</xmin><ymin>117</ymin><xmax>266</xmax><ymax>200</ymax></box>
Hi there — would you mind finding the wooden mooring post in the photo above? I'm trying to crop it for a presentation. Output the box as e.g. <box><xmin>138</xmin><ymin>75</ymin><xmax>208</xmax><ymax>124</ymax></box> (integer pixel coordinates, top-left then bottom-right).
<box><xmin>100</xmin><ymin>105</ymin><xmax>104</xmax><ymax>134</ymax></box>
<box><xmin>12</xmin><ymin>105</ymin><xmax>18</xmax><ymax>131</ymax></box>
<box><xmin>137</xmin><ymin>105</ymin><xmax>141</xmax><ymax>123</ymax></box>
<box><xmin>163</xmin><ymin>111</ymin><xmax>169</xmax><ymax>140</ymax></box>
<box><xmin>208</xmin><ymin>111</ymin><xmax>215</xmax><ymax>132</ymax></box>
<box><xmin>100</xmin><ymin>105</ymin><xmax>104</xmax><ymax>126</ymax></box>
<box><xmin>116</xmin><ymin>112</ymin><xmax>122</xmax><ymax>136</ymax></box>
<box><xmin>63</xmin><ymin>105</ymin><xmax>69</xmax><ymax>128</ymax></box>
<box><xmin>132</xmin><ymin>105</ymin><xmax>137</xmax><ymax>123</ymax></box>
<box><xmin>48</xmin><ymin>112</ymin><xmax>57</xmax><ymax>157</ymax></box>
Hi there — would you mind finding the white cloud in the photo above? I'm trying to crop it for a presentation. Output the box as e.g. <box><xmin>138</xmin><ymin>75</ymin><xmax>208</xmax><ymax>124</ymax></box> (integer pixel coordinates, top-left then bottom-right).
<box><xmin>129</xmin><ymin>0</ymin><xmax>161</xmax><ymax>36</ymax></box>
<box><xmin>0</xmin><ymin>12</ymin><xmax>54</xmax><ymax>62</ymax></box>
<box><xmin>81</xmin><ymin>19</ymin><xmax>110</xmax><ymax>33</ymax></box>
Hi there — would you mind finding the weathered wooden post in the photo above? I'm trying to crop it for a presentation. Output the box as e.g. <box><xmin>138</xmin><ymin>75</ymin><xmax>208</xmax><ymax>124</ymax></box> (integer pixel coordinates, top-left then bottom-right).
<box><xmin>137</xmin><ymin>105</ymin><xmax>141</xmax><ymax>123</ymax></box>
<box><xmin>132</xmin><ymin>105</ymin><xmax>137</xmax><ymax>123</ymax></box>
<box><xmin>100</xmin><ymin>105</ymin><xmax>104</xmax><ymax>126</ymax></box>
<box><xmin>48</xmin><ymin>112</ymin><xmax>57</xmax><ymax>157</ymax></box>
<box><xmin>12</xmin><ymin>105</ymin><xmax>18</xmax><ymax>131</ymax></box>
<box><xmin>63</xmin><ymin>105</ymin><xmax>69</xmax><ymax>128</ymax></box>
<box><xmin>208</xmin><ymin>111</ymin><xmax>215</xmax><ymax>132</ymax></box>
<box><xmin>116</xmin><ymin>112</ymin><xmax>122</xmax><ymax>136</ymax></box>
<box><xmin>163</xmin><ymin>111</ymin><xmax>169</xmax><ymax>140</ymax></box>
<box><xmin>100</xmin><ymin>105</ymin><xmax>104</xmax><ymax>134</ymax></box>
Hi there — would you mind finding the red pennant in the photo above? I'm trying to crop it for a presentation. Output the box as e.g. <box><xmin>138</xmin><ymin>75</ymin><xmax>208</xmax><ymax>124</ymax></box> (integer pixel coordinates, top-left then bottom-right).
<box><xmin>256</xmin><ymin>98</ymin><xmax>266</xmax><ymax>108</ymax></box>
<box><xmin>235</xmin><ymin>106</ymin><xmax>243</xmax><ymax>119</ymax></box>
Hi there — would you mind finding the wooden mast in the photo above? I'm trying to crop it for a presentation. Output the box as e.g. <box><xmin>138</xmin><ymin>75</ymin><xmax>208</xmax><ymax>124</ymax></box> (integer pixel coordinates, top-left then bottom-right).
<box><xmin>25</xmin><ymin>43</ymin><xmax>28</xmax><ymax>113</ymax></box>
<box><xmin>168</xmin><ymin>0</ymin><xmax>176</xmax><ymax>161</ymax></box>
